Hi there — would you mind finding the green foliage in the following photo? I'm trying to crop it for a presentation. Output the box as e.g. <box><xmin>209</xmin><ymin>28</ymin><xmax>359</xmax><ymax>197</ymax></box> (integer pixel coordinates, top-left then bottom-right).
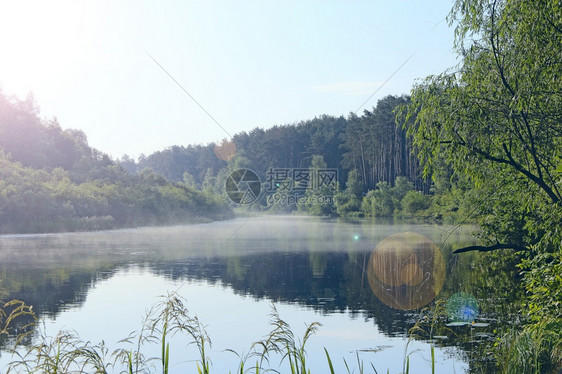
<box><xmin>126</xmin><ymin>96</ymin><xmax>429</xmax><ymax>203</ymax></box>
<box><xmin>342</xmin><ymin>96</ymin><xmax>425</xmax><ymax>192</ymax></box>
<box><xmin>8</xmin><ymin>330</ymin><xmax>108</xmax><ymax>373</ymax></box>
<box><xmin>361</xmin><ymin>182</ymin><xmax>394</xmax><ymax>217</ymax></box>
<box><xmin>0</xmin><ymin>155</ymin><xmax>231</xmax><ymax>233</ymax></box>
<box><xmin>399</xmin><ymin>0</ymin><xmax>561</xmax><ymax>203</ymax></box>
<box><xmin>334</xmin><ymin>193</ymin><xmax>361</xmax><ymax>217</ymax></box>
<box><xmin>297</xmin><ymin>155</ymin><xmax>336</xmax><ymax>216</ymax></box>
<box><xmin>324</xmin><ymin>348</ymin><xmax>335</xmax><ymax>374</ymax></box>
<box><xmin>407</xmin><ymin>299</ymin><xmax>448</xmax><ymax>374</ymax></box>
<box><xmin>518</xmin><ymin>206</ymin><xmax>562</xmax><ymax>322</ymax></box>
<box><xmin>392</xmin><ymin>176</ymin><xmax>413</xmax><ymax>202</ymax></box>
<box><xmin>0</xmin><ymin>93</ymin><xmax>87</xmax><ymax>171</ymax></box>
<box><xmin>360</xmin><ymin>177</ymin><xmax>423</xmax><ymax>217</ymax></box>
<box><xmin>0</xmin><ymin>99</ymin><xmax>231</xmax><ymax>233</ymax></box>
<box><xmin>0</xmin><ymin>300</ymin><xmax>35</xmax><ymax>348</ymax></box>
<box><xmin>401</xmin><ymin>191</ymin><xmax>431</xmax><ymax>215</ymax></box>
<box><xmin>397</xmin><ymin>0</ymin><xmax>562</xmax><ymax>370</ymax></box>
<box><xmin>334</xmin><ymin>169</ymin><xmax>362</xmax><ymax>217</ymax></box>
<box><xmin>343</xmin><ymin>169</ymin><xmax>363</xmax><ymax>198</ymax></box>
<box><xmin>9</xmin><ymin>295</ymin><xmax>453</xmax><ymax>374</ymax></box>
<box><xmin>256</xmin><ymin>304</ymin><xmax>321</xmax><ymax>374</ymax></box>
<box><xmin>495</xmin><ymin>319</ymin><xmax>562</xmax><ymax>374</ymax></box>
<box><xmin>425</xmin><ymin>169</ymin><xmax>478</xmax><ymax>222</ymax></box>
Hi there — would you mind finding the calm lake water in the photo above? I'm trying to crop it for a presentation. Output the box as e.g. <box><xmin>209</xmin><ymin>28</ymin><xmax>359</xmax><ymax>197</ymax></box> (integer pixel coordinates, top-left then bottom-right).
<box><xmin>0</xmin><ymin>216</ymin><xmax>500</xmax><ymax>373</ymax></box>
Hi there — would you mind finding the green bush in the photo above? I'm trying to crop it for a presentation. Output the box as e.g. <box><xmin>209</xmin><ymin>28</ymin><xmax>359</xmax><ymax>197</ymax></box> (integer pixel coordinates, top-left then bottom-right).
<box><xmin>401</xmin><ymin>190</ymin><xmax>431</xmax><ymax>215</ymax></box>
<box><xmin>360</xmin><ymin>182</ymin><xmax>394</xmax><ymax>217</ymax></box>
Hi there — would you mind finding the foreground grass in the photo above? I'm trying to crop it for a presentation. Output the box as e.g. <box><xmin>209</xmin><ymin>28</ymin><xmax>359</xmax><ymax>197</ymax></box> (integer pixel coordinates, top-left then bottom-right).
<box><xmin>1</xmin><ymin>295</ymin><xmax>559</xmax><ymax>373</ymax></box>
<box><xmin>3</xmin><ymin>295</ymin><xmax>433</xmax><ymax>374</ymax></box>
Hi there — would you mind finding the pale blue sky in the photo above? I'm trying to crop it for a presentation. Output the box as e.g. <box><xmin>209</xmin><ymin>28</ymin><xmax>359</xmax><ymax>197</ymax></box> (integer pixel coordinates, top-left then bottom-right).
<box><xmin>0</xmin><ymin>0</ymin><xmax>458</xmax><ymax>159</ymax></box>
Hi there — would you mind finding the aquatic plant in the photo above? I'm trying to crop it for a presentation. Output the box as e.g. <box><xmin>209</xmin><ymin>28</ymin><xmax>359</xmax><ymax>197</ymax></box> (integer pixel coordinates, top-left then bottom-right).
<box><xmin>3</xmin><ymin>295</ymin><xmax>477</xmax><ymax>374</ymax></box>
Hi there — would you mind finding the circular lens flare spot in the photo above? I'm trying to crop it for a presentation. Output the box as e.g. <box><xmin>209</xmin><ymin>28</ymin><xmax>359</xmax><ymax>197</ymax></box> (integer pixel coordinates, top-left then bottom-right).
<box><xmin>446</xmin><ymin>292</ymin><xmax>479</xmax><ymax>323</ymax></box>
<box><xmin>401</xmin><ymin>263</ymin><xmax>424</xmax><ymax>286</ymax></box>
<box><xmin>367</xmin><ymin>232</ymin><xmax>446</xmax><ymax>310</ymax></box>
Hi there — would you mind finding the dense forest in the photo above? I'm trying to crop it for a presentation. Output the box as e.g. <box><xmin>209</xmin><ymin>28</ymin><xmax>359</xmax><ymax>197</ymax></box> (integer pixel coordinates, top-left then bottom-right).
<box><xmin>0</xmin><ymin>89</ymin><xmax>441</xmax><ymax>234</ymax></box>
<box><xmin>0</xmin><ymin>92</ymin><xmax>231</xmax><ymax>233</ymax></box>
<box><xmin>120</xmin><ymin>95</ymin><xmax>439</xmax><ymax>219</ymax></box>
<box><xmin>129</xmin><ymin>95</ymin><xmax>428</xmax><ymax>194</ymax></box>
<box><xmin>0</xmin><ymin>89</ymin><xmax>436</xmax><ymax>233</ymax></box>
<box><xmin>400</xmin><ymin>0</ymin><xmax>562</xmax><ymax>372</ymax></box>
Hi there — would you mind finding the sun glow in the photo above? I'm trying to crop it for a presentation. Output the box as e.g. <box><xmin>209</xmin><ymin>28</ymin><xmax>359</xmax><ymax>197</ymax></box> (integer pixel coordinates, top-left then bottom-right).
<box><xmin>0</xmin><ymin>2</ymin><xmax>100</xmax><ymax>97</ymax></box>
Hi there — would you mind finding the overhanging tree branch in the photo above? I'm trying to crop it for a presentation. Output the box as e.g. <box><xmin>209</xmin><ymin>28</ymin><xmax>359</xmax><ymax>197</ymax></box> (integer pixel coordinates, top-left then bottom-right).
<box><xmin>456</xmin><ymin>139</ymin><xmax>560</xmax><ymax>204</ymax></box>
<box><xmin>501</xmin><ymin>144</ymin><xmax>560</xmax><ymax>203</ymax></box>
<box><xmin>487</xmin><ymin>0</ymin><xmax>560</xmax><ymax>203</ymax></box>
<box><xmin>453</xmin><ymin>242</ymin><xmax>528</xmax><ymax>254</ymax></box>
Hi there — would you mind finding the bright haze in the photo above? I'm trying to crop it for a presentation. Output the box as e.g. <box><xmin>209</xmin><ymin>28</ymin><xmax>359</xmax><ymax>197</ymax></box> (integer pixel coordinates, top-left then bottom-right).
<box><xmin>0</xmin><ymin>0</ymin><xmax>457</xmax><ymax>159</ymax></box>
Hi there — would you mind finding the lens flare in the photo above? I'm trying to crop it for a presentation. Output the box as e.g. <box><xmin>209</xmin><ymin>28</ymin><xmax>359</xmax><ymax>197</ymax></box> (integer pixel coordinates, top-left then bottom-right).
<box><xmin>367</xmin><ymin>232</ymin><xmax>446</xmax><ymax>310</ymax></box>
<box><xmin>445</xmin><ymin>292</ymin><xmax>479</xmax><ymax>323</ymax></box>
<box><xmin>214</xmin><ymin>139</ymin><xmax>237</xmax><ymax>161</ymax></box>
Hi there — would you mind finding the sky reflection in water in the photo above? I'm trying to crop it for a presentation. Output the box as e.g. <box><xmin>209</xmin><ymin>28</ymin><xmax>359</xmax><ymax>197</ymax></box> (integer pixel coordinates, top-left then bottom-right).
<box><xmin>0</xmin><ymin>216</ymin><xmax>475</xmax><ymax>373</ymax></box>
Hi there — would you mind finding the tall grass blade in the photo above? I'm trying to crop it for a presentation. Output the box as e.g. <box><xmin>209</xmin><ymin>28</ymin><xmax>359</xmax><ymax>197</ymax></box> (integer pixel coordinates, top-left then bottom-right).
<box><xmin>324</xmin><ymin>348</ymin><xmax>335</xmax><ymax>374</ymax></box>
<box><xmin>431</xmin><ymin>344</ymin><xmax>435</xmax><ymax>374</ymax></box>
<box><xmin>164</xmin><ymin>342</ymin><xmax>169</xmax><ymax>374</ymax></box>
<box><xmin>128</xmin><ymin>351</ymin><xmax>133</xmax><ymax>374</ymax></box>
<box><xmin>355</xmin><ymin>351</ymin><xmax>363</xmax><ymax>374</ymax></box>
<box><xmin>343</xmin><ymin>357</ymin><xmax>351</xmax><ymax>374</ymax></box>
<box><xmin>406</xmin><ymin>356</ymin><xmax>409</xmax><ymax>374</ymax></box>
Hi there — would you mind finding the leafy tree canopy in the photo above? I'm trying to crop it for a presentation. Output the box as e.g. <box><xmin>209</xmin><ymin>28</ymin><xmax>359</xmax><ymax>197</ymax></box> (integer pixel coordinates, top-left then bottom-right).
<box><xmin>398</xmin><ymin>2</ymin><xmax>561</xmax><ymax>368</ymax></box>
<box><xmin>400</xmin><ymin>0</ymin><xmax>561</xmax><ymax>205</ymax></box>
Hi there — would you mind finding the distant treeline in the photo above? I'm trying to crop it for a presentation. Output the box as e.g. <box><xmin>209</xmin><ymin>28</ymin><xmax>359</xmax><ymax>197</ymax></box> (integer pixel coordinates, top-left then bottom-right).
<box><xmin>0</xmin><ymin>92</ymin><xmax>231</xmax><ymax>233</ymax></box>
<box><xmin>0</xmin><ymin>89</ymin><xmax>467</xmax><ymax>229</ymax></box>
<box><xmin>123</xmin><ymin>95</ymin><xmax>427</xmax><ymax>192</ymax></box>
<box><xmin>119</xmin><ymin>95</ymin><xmax>438</xmax><ymax>217</ymax></box>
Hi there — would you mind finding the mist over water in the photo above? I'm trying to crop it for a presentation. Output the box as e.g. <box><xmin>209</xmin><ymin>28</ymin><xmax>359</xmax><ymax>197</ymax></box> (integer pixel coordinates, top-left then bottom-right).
<box><xmin>0</xmin><ymin>216</ymin><xmax>486</xmax><ymax>373</ymax></box>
